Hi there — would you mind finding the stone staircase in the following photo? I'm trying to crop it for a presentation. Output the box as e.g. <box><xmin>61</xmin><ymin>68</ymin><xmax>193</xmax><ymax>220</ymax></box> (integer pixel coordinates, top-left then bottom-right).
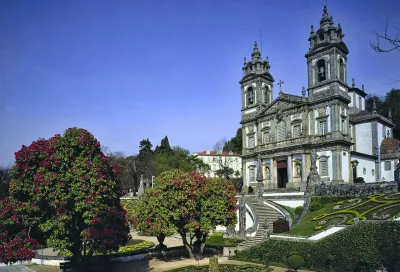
<box><xmin>238</xmin><ymin>199</ymin><xmax>284</xmax><ymax>250</ymax></box>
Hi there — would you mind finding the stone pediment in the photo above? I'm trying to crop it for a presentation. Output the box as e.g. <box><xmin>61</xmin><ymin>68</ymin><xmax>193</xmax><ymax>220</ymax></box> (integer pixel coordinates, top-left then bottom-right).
<box><xmin>257</xmin><ymin>98</ymin><xmax>302</xmax><ymax>117</ymax></box>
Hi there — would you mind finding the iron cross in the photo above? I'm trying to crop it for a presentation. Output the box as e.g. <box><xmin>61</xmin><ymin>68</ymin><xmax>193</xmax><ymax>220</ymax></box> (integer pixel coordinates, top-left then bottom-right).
<box><xmin>277</xmin><ymin>80</ymin><xmax>284</xmax><ymax>92</ymax></box>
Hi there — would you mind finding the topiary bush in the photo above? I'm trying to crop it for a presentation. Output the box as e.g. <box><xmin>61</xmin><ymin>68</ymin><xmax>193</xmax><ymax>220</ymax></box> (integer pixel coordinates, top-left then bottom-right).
<box><xmin>309</xmin><ymin>201</ymin><xmax>324</xmax><ymax>212</ymax></box>
<box><xmin>232</xmin><ymin>222</ymin><xmax>400</xmax><ymax>272</ymax></box>
<box><xmin>209</xmin><ymin>256</ymin><xmax>220</xmax><ymax>272</ymax></box>
<box><xmin>294</xmin><ymin>206</ymin><xmax>303</xmax><ymax>215</ymax></box>
<box><xmin>248</xmin><ymin>186</ymin><xmax>254</xmax><ymax>194</ymax></box>
<box><xmin>272</xmin><ymin>218</ymin><xmax>289</xmax><ymax>233</ymax></box>
<box><xmin>354</xmin><ymin>177</ymin><xmax>365</xmax><ymax>184</ymax></box>
<box><xmin>208</xmin><ymin>232</ymin><xmax>224</xmax><ymax>244</ymax></box>
<box><xmin>287</xmin><ymin>255</ymin><xmax>304</xmax><ymax>271</ymax></box>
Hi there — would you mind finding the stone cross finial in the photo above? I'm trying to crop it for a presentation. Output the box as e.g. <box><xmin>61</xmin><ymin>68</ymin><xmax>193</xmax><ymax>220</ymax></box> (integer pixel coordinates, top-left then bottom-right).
<box><xmin>352</xmin><ymin>78</ymin><xmax>355</xmax><ymax>87</ymax></box>
<box><xmin>243</xmin><ymin>57</ymin><xmax>247</xmax><ymax>65</ymax></box>
<box><xmin>302</xmin><ymin>86</ymin><xmax>306</xmax><ymax>97</ymax></box>
<box><xmin>372</xmin><ymin>99</ymin><xmax>377</xmax><ymax>113</ymax></box>
<box><xmin>362</xmin><ymin>84</ymin><xmax>365</xmax><ymax>91</ymax></box>
<box><xmin>310</xmin><ymin>25</ymin><xmax>314</xmax><ymax>33</ymax></box>
<box><xmin>277</xmin><ymin>80</ymin><xmax>284</xmax><ymax>93</ymax></box>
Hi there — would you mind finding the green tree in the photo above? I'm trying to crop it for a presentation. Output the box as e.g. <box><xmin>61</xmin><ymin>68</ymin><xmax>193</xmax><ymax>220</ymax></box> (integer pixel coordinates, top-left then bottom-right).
<box><xmin>154</xmin><ymin>136</ymin><xmax>173</xmax><ymax>154</ymax></box>
<box><xmin>366</xmin><ymin>89</ymin><xmax>400</xmax><ymax>139</ymax></box>
<box><xmin>137</xmin><ymin>170</ymin><xmax>237</xmax><ymax>258</ymax></box>
<box><xmin>6</xmin><ymin>128</ymin><xmax>130</xmax><ymax>270</ymax></box>
<box><xmin>154</xmin><ymin>146</ymin><xmax>203</xmax><ymax>175</ymax></box>
<box><xmin>223</xmin><ymin>128</ymin><xmax>242</xmax><ymax>155</ymax></box>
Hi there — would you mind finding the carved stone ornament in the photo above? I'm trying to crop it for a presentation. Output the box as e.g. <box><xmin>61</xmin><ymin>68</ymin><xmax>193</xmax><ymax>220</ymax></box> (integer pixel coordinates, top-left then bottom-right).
<box><xmin>318</xmin><ymin>107</ymin><xmax>326</xmax><ymax>116</ymax></box>
<box><xmin>276</xmin><ymin>109</ymin><xmax>283</xmax><ymax>121</ymax></box>
<box><xmin>248</xmin><ymin>126</ymin><xmax>254</xmax><ymax>133</ymax></box>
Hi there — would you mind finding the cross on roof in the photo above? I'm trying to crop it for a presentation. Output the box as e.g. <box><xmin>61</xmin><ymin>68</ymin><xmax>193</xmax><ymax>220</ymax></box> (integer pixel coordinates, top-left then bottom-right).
<box><xmin>277</xmin><ymin>80</ymin><xmax>284</xmax><ymax>92</ymax></box>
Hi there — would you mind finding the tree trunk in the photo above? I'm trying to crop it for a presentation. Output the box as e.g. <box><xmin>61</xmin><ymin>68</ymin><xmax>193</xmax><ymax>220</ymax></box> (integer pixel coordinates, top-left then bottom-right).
<box><xmin>178</xmin><ymin>230</ymin><xmax>195</xmax><ymax>259</ymax></box>
<box><xmin>198</xmin><ymin>234</ymin><xmax>208</xmax><ymax>257</ymax></box>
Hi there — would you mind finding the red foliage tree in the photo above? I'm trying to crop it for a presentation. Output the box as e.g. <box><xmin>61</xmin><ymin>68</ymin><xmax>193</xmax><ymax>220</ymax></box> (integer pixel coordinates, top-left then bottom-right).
<box><xmin>1</xmin><ymin>128</ymin><xmax>130</xmax><ymax>268</ymax></box>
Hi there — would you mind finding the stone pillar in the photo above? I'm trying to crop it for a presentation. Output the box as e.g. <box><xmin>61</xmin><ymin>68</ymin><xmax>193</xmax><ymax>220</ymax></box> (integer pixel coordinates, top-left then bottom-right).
<box><xmin>287</xmin><ymin>155</ymin><xmax>292</xmax><ymax>184</ymax></box>
<box><xmin>269</xmin><ymin>158</ymin><xmax>274</xmax><ymax>188</ymax></box>
<box><xmin>310</xmin><ymin>109</ymin><xmax>315</xmax><ymax>135</ymax></box>
<box><xmin>331</xmin><ymin>150</ymin><xmax>342</xmax><ymax>184</ymax></box>
<box><xmin>256</xmin><ymin>157</ymin><xmax>264</xmax><ymax>200</ymax></box>
<box><xmin>302</xmin><ymin>154</ymin><xmax>307</xmax><ymax>183</ymax></box>
<box><xmin>238</xmin><ymin>193</ymin><xmax>246</xmax><ymax>238</ymax></box>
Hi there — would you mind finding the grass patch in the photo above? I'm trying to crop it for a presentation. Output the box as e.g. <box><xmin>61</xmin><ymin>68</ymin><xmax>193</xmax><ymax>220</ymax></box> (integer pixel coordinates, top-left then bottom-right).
<box><xmin>58</xmin><ymin>239</ymin><xmax>154</xmax><ymax>256</ymax></box>
<box><xmin>205</xmin><ymin>237</ymin><xmax>244</xmax><ymax>247</ymax></box>
<box><xmin>166</xmin><ymin>264</ymin><xmax>273</xmax><ymax>272</ymax></box>
<box><xmin>277</xmin><ymin>205</ymin><xmax>298</xmax><ymax>225</ymax></box>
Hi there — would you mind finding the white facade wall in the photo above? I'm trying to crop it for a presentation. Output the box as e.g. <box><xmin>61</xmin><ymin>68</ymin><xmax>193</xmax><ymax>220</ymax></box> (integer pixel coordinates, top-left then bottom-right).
<box><xmin>352</xmin><ymin>155</ymin><xmax>376</xmax><ymax>183</ymax></box>
<box><xmin>316</xmin><ymin>150</ymin><xmax>333</xmax><ymax>180</ymax></box>
<box><xmin>355</xmin><ymin>123</ymin><xmax>372</xmax><ymax>155</ymax></box>
<box><xmin>381</xmin><ymin>160</ymin><xmax>395</xmax><ymax>182</ymax></box>
<box><xmin>378</xmin><ymin>123</ymin><xmax>384</xmax><ymax>148</ymax></box>
<box><xmin>195</xmin><ymin>154</ymin><xmax>242</xmax><ymax>178</ymax></box>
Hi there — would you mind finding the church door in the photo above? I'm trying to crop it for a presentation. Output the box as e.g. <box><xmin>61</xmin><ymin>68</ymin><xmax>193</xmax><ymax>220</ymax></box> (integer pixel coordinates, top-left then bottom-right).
<box><xmin>277</xmin><ymin>160</ymin><xmax>288</xmax><ymax>188</ymax></box>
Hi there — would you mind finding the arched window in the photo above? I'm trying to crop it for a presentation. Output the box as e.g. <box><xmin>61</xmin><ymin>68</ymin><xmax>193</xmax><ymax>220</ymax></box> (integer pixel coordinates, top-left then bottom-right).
<box><xmin>247</xmin><ymin>87</ymin><xmax>254</xmax><ymax>105</ymax></box>
<box><xmin>319</xmin><ymin>32</ymin><xmax>325</xmax><ymax>41</ymax></box>
<box><xmin>339</xmin><ymin>58</ymin><xmax>345</xmax><ymax>81</ymax></box>
<box><xmin>264</xmin><ymin>86</ymin><xmax>270</xmax><ymax>104</ymax></box>
<box><xmin>276</xmin><ymin>121</ymin><xmax>286</xmax><ymax>142</ymax></box>
<box><xmin>317</xmin><ymin>59</ymin><xmax>326</xmax><ymax>82</ymax></box>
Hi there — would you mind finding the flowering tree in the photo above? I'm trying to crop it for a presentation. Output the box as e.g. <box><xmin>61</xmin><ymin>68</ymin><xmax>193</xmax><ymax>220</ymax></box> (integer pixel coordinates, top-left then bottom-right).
<box><xmin>135</xmin><ymin>170</ymin><xmax>237</xmax><ymax>258</ymax></box>
<box><xmin>2</xmin><ymin>128</ymin><xmax>130</xmax><ymax>268</ymax></box>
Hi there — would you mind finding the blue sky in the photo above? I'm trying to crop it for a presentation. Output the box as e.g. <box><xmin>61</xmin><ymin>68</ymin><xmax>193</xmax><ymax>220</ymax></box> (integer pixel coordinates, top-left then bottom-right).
<box><xmin>1</xmin><ymin>0</ymin><xmax>399</xmax><ymax>166</ymax></box>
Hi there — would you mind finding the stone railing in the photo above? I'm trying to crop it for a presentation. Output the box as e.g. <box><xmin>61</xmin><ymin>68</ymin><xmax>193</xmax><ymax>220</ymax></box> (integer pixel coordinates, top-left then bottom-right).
<box><xmin>315</xmin><ymin>182</ymin><xmax>399</xmax><ymax>196</ymax></box>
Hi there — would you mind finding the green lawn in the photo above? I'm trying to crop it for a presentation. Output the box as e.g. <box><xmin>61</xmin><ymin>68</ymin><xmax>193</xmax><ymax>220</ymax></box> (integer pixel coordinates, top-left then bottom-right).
<box><xmin>287</xmin><ymin>193</ymin><xmax>400</xmax><ymax>237</ymax></box>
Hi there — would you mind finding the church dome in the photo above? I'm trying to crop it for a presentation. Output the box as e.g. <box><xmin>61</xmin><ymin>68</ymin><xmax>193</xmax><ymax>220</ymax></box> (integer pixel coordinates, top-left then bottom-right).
<box><xmin>380</xmin><ymin>138</ymin><xmax>400</xmax><ymax>154</ymax></box>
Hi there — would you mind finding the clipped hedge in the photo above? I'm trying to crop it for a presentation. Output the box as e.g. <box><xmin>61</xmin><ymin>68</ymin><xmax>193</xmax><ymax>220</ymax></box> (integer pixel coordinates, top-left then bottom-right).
<box><xmin>208</xmin><ymin>232</ymin><xmax>224</xmax><ymax>244</ymax></box>
<box><xmin>233</xmin><ymin>222</ymin><xmax>400</xmax><ymax>272</ymax></box>
<box><xmin>167</xmin><ymin>264</ymin><xmax>273</xmax><ymax>272</ymax></box>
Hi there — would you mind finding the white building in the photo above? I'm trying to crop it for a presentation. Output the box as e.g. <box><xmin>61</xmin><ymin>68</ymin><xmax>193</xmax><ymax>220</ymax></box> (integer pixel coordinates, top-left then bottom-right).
<box><xmin>240</xmin><ymin>6</ymin><xmax>396</xmax><ymax>189</ymax></box>
<box><xmin>194</xmin><ymin>151</ymin><xmax>242</xmax><ymax>178</ymax></box>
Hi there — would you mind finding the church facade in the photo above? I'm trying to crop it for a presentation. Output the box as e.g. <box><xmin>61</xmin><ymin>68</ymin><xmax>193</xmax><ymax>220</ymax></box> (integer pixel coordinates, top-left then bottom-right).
<box><xmin>240</xmin><ymin>6</ymin><xmax>395</xmax><ymax>189</ymax></box>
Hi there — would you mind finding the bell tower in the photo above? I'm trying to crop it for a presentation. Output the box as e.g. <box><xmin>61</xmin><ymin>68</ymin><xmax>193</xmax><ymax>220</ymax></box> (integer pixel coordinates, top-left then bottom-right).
<box><xmin>240</xmin><ymin>42</ymin><xmax>274</xmax><ymax>110</ymax></box>
<box><xmin>305</xmin><ymin>6</ymin><xmax>349</xmax><ymax>99</ymax></box>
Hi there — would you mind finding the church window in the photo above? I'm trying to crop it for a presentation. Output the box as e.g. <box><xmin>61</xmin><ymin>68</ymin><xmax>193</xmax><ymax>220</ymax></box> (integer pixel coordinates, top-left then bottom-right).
<box><xmin>276</xmin><ymin>121</ymin><xmax>286</xmax><ymax>141</ymax></box>
<box><xmin>339</xmin><ymin>58</ymin><xmax>345</xmax><ymax>81</ymax></box>
<box><xmin>293</xmin><ymin>124</ymin><xmax>301</xmax><ymax>138</ymax></box>
<box><xmin>264</xmin><ymin>87</ymin><xmax>270</xmax><ymax>103</ymax></box>
<box><xmin>248</xmin><ymin>135</ymin><xmax>255</xmax><ymax>148</ymax></box>
<box><xmin>319</xmin><ymin>32</ymin><xmax>325</xmax><ymax>41</ymax></box>
<box><xmin>385</xmin><ymin>161</ymin><xmax>391</xmax><ymax>171</ymax></box>
<box><xmin>263</xmin><ymin>131</ymin><xmax>270</xmax><ymax>143</ymax></box>
<box><xmin>319</xmin><ymin>157</ymin><xmax>329</xmax><ymax>176</ymax></box>
<box><xmin>363</xmin><ymin>168</ymin><xmax>366</xmax><ymax>175</ymax></box>
<box><xmin>319</xmin><ymin>120</ymin><xmax>327</xmax><ymax>135</ymax></box>
<box><xmin>341</xmin><ymin>119</ymin><xmax>346</xmax><ymax>133</ymax></box>
<box><xmin>372</xmin><ymin>169</ymin><xmax>375</xmax><ymax>176</ymax></box>
<box><xmin>249</xmin><ymin>168</ymin><xmax>255</xmax><ymax>182</ymax></box>
<box><xmin>247</xmin><ymin>87</ymin><xmax>254</xmax><ymax>105</ymax></box>
<box><xmin>317</xmin><ymin>59</ymin><xmax>326</xmax><ymax>82</ymax></box>
<box><xmin>359</xmin><ymin>97</ymin><xmax>362</xmax><ymax>109</ymax></box>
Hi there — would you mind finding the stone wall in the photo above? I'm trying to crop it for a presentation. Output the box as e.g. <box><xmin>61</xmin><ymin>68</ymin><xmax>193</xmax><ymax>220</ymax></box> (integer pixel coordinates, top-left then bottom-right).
<box><xmin>315</xmin><ymin>182</ymin><xmax>398</xmax><ymax>196</ymax></box>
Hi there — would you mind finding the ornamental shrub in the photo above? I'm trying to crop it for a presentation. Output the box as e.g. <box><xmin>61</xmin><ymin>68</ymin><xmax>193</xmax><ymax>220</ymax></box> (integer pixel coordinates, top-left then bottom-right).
<box><xmin>209</xmin><ymin>256</ymin><xmax>220</xmax><ymax>272</ymax></box>
<box><xmin>287</xmin><ymin>255</ymin><xmax>304</xmax><ymax>271</ymax></box>
<box><xmin>272</xmin><ymin>218</ymin><xmax>289</xmax><ymax>233</ymax></box>
<box><xmin>354</xmin><ymin>177</ymin><xmax>365</xmax><ymax>183</ymax></box>
<box><xmin>294</xmin><ymin>206</ymin><xmax>303</xmax><ymax>215</ymax></box>
<box><xmin>309</xmin><ymin>201</ymin><xmax>323</xmax><ymax>212</ymax></box>
<box><xmin>233</xmin><ymin>221</ymin><xmax>400</xmax><ymax>271</ymax></box>
<box><xmin>208</xmin><ymin>232</ymin><xmax>223</xmax><ymax>244</ymax></box>
<box><xmin>248</xmin><ymin>186</ymin><xmax>254</xmax><ymax>193</ymax></box>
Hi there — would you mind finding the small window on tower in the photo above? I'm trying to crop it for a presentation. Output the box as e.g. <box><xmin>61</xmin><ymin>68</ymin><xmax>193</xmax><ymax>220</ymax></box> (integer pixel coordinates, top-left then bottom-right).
<box><xmin>247</xmin><ymin>87</ymin><xmax>254</xmax><ymax>105</ymax></box>
<box><xmin>317</xmin><ymin>59</ymin><xmax>326</xmax><ymax>82</ymax></box>
<box><xmin>319</xmin><ymin>32</ymin><xmax>325</xmax><ymax>41</ymax></box>
<box><xmin>319</xmin><ymin>120</ymin><xmax>327</xmax><ymax>135</ymax></box>
<box><xmin>264</xmin><ymin>86</ymin><xmax>269</xmax><ymax>104</ymax></box>
<box><xmin>339</xmin><ymin>58</ymin><xmax>345</xmax><ymax>81</ymax></box>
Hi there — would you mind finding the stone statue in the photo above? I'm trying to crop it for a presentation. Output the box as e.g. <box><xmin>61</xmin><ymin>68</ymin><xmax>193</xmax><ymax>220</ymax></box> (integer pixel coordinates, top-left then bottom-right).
<box><xmin>295</xmin><ymin>163</ymin><xmax>301</xmax><ymax>177</ymax></box>
<box><xmin>138</xmin><ymin>175</ymin><xmax>145</xmax><ymax>197</ymax></box>
<box><xmin>238</xmin><ymin>194</ymin><xmax>246</xmax><ymax>237</ymax></box>
<box><xmin>265</xmin><ymin>166</ymin><xmax>270</xmax><ymax>180</ymax></box>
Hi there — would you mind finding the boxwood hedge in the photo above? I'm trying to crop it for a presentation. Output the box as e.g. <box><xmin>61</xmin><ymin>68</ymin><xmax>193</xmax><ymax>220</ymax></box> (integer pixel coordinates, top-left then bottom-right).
<box><xmin>232</xmin><ymin>221</ymin><xmax>400</xmax><ymax>272</ymax></box>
